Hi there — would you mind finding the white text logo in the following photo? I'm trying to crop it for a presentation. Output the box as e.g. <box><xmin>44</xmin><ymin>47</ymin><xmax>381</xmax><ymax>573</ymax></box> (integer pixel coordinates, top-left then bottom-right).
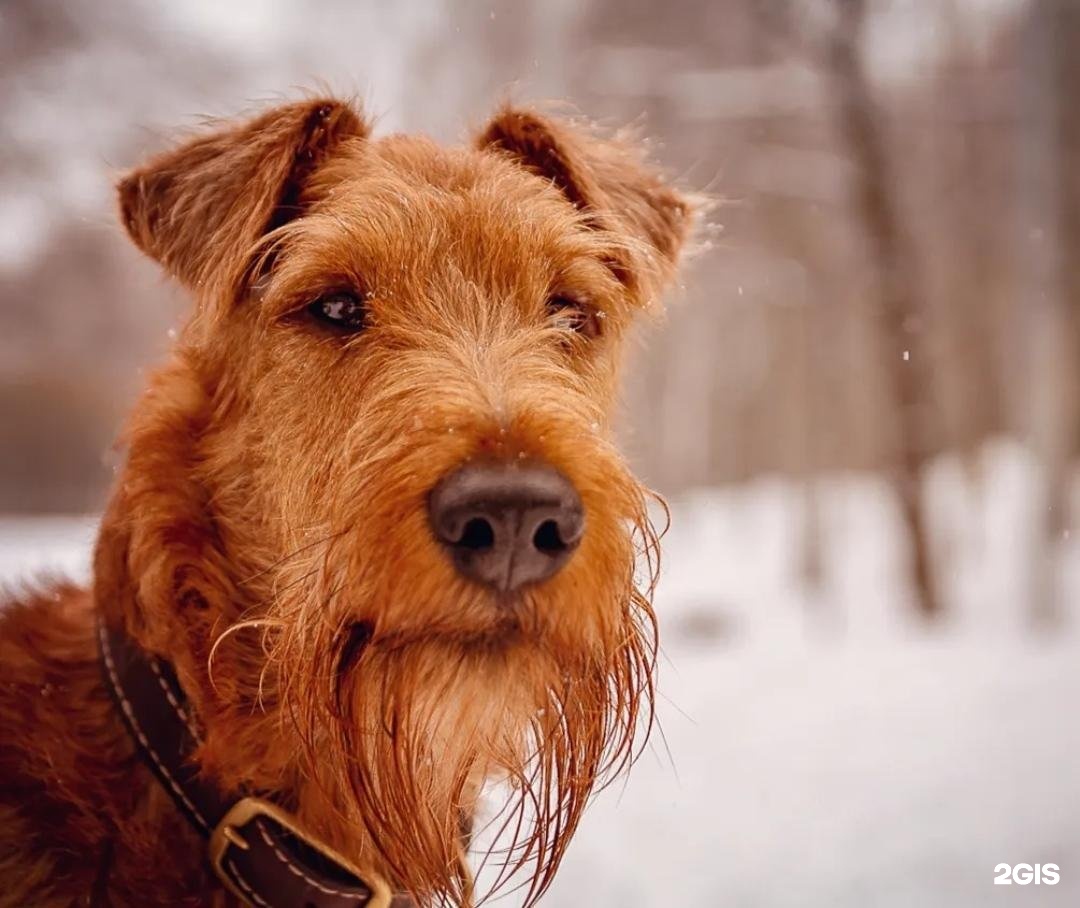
<box><xmin>994</xmin><ymin>863</ymin><xmax>1059</xmax><ymax>885</ymax></box>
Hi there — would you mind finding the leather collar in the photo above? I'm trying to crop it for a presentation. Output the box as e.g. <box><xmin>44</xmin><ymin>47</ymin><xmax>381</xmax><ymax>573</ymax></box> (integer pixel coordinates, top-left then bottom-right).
<box><xmin>98</xmin><ymin>620</ymin><xmax>412</xmax><ymax>908</ymax></box>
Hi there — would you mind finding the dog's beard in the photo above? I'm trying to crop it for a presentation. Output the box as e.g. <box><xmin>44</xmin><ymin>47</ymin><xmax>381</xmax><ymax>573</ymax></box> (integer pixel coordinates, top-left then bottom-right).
<box><xmin>263</xmin><ymin>515</ymin><xmax>659</xmax><ymax>907</ymax></box>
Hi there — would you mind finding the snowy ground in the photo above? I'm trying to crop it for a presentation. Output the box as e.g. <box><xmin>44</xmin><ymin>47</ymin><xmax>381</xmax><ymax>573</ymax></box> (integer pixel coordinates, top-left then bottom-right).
<box><xmin>1</xmin><ymin>440</ymin><xmax>1077</xmax><ymax>907</ymax></box>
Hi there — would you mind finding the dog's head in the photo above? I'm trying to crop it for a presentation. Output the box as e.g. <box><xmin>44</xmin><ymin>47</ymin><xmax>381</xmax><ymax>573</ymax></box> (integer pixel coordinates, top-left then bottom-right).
<box><xmin>98</xmin><ymin>97</ymin><xmax>691</xmax><ymax>904</ymax></box>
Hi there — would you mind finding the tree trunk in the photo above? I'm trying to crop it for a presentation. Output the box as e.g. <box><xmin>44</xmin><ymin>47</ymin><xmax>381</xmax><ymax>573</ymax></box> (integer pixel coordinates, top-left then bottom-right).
<box><xmin>825</xmin><ymin>0</ymin><xmax>941</xmax><ymax>618</ymax></box>
<box><xmin>1018</xmin><ymin>0</ymin><xmax>1079</xmax><ymax>627</ymax></box>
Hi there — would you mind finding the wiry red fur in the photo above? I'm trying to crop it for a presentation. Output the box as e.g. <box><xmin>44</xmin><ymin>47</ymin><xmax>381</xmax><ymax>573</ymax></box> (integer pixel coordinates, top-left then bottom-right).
<box><xmin>0</xmin><ymin>96</ymin><xmax>692</xmax><ymax>906</ymax></box>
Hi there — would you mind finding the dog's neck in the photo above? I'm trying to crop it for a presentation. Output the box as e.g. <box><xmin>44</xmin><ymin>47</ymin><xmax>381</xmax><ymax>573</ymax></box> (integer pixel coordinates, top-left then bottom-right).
<box><xmin>94</xmin><ymin>530</ymin><xmax>424</xmax><ymax>894</ymax></box>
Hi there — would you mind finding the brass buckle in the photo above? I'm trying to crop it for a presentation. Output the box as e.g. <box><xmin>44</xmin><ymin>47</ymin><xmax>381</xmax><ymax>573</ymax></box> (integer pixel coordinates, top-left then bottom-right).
<box><xmin>209</xmin><ymin>797</ymin><xmax>392</xmax><ymax>908</ymax></box>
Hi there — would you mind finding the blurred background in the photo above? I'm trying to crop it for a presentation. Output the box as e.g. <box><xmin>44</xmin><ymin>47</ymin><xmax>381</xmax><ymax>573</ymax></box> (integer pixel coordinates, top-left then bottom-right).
<box><xmin>1</xmin><ymin>1</ymin><xmax>1077</xmax><ymax>905</ymax></box>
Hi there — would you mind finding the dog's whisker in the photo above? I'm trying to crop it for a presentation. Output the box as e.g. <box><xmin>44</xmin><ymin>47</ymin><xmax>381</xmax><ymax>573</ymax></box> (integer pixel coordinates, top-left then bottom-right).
<box><xmin>207</xmin><ymin>616</ymin><xmax>286</xmax><ymax>692</ymax></box>
<box><xmin>235</xmin><ymin>529</ymin><xmax>345</xmax><ymax>587</ymax></box>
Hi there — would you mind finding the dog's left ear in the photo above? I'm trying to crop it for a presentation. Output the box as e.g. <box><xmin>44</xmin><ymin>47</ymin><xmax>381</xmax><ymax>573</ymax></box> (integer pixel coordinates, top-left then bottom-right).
<box><xmin>476</xmin><ymin>105</ymin><xmax>693</xmax><ymax>300</ymax></box>
<box><xmin>118</xmin><ymin>98</ymin><xmax>368</xmax><ymax>302</ymax></box>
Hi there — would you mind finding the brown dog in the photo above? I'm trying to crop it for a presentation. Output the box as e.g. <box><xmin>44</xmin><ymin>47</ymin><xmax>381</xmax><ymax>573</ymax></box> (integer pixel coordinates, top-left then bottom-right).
<box><xmin>0</xmin><ymin>97</ymin><xmax>691</xmax><ymax>907</ymax></box>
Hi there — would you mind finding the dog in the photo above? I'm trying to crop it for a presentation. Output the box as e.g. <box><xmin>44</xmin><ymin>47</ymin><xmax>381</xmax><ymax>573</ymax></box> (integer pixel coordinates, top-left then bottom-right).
<box><xmin>0</xmin><ymin>96</ymin><xmax>692</xmax><ymax>907</ymax></box>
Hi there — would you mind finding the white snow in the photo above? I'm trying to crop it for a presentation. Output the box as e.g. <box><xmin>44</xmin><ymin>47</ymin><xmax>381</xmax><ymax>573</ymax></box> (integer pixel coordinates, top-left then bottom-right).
<box><xmin>0</xmin><ymin>514</ymin><xmax>98</xmax><ymax>588</ymax></box>
<box><xmin>1</xmin><ymin>439</ymin><xmax>1076</xmax><ymax>906</ymax></box>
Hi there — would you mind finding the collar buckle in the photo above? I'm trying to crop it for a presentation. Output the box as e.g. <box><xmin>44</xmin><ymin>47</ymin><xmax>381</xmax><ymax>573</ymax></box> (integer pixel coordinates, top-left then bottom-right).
<box><xmin>210</xmin><ymin>796</ymin><xmax>393</xmax><ymax>908</ymax></box>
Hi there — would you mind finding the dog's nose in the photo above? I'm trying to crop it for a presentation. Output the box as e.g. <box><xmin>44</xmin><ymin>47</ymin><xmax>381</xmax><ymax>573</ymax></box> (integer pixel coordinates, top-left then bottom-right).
<box><xmin>428</xmin><ymin>463</ymin><xmax>585</xmax><ymax>593</ymax></box>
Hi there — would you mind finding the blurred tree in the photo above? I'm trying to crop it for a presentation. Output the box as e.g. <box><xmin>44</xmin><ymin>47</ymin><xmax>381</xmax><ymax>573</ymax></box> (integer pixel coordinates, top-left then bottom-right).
<box><xmin>1016</xmin><ymin>0</ymin><xmax>1079</xmax><ymax>626</ymax></box>
<box><xmin>824</xmin><ymin>0</ymin><xmax>940</xmax><ymax>617</ymax></box>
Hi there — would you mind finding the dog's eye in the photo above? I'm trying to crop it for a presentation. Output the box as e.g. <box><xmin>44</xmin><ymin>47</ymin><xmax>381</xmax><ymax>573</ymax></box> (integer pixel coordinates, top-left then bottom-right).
<box><xmin>546</xmin><ymin>296</ymin><xmax>602</xmax><ymax>339</ymax></box>
<box><xmin>306</xmin><ymin>292</ymin><xmax>368</xmax><ymax>333</ymax></box>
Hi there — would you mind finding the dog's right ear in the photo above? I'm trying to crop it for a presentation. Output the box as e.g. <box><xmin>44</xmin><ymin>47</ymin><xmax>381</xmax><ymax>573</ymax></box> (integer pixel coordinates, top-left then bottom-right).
<box><xmin>476</xmin><ymin>106</ymin><xmax>693</xmax><ymax>303</ymax></box>
<box><xmin>118</xmin><ymin>98</ymin><xmax>368</xmax><ymax>301</ymax></box>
